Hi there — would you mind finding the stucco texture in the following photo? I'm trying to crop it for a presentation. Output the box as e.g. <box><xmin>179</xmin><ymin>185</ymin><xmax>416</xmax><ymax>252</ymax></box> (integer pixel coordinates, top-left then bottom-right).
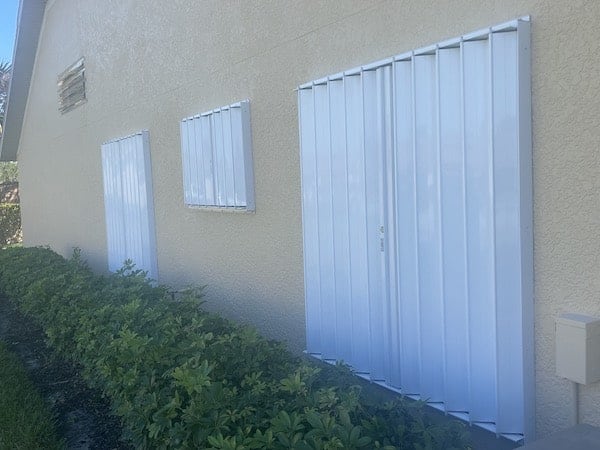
<box><xmin>16</xmin><ymin>0</ymin><xmax>600</xmax><ymax>439</ymax></box>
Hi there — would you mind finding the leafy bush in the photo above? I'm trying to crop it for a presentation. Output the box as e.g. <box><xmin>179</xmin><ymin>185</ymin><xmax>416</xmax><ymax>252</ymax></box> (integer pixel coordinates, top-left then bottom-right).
<box><xmin>0</xmin><ymin>161</ymin><xmax>18</xmax><ymax>183</ymax></box>
<box><xmin>0</xmin><ymin>203</ymin><xmax>20</xmax><ymax>245</ymax></box>
<box><xmin>0</xmin><ymin>247</ymin><xmax>471</xmax><ymax>450</ymax></box>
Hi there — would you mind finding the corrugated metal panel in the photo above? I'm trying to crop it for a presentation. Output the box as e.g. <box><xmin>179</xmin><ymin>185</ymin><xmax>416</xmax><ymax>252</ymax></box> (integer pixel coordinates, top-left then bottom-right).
<box><xmin>438</xmin><ymin>45</ymin><xmax>469</xmax><ymax>412</ymax></box>
<box><xmin>299</xmin><ymin>74</ymin><xmax>386</xmax><ymax>374</ymax></box>
<box><xmin>180</xmin><ymin>100</ymin><xmax>254</xmax><ymax>211</ymax></box>
<box><xmin>344</xmin><ymin>74</ymin><xmax>371</xmax><ymax>373</ymax></box>
<box><xmin>463</xmin><ymin>36</ymin><xmax>497</xmax><ymax>423</ymax></box>
<box><xmin>298</xmin><ymin>18</ymin><xmax>532</xmax><ymax>441</ymax></box>
<box><xmin>414</xmin><ymin>52</ymin><xmax>445</xmax><ymax>403</ymax></box>
<box><xmin>492</xmin><ymin>28</ymin><xmax>526</xmax><ymax>434</ymax></box>
<box><xmin>394</xmin><ymin>58</ymin><xmax>421</xmax><ymax>395</ymax></box>
<box><xmin>101</xmin><ymin>130</ymin><xmax>158</xmax><ymax>280</ymax></box>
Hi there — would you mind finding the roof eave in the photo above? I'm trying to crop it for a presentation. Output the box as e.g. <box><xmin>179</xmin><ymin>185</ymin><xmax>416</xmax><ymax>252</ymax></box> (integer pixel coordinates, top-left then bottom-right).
<box><xmin>0</xmin><ymin>0</ymin><xmax>46</xmax><ymax>162</ymax></box>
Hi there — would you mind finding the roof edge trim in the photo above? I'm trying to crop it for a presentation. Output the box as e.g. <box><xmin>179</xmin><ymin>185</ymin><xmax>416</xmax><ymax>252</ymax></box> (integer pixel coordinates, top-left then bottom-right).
<box><xmin>0</xmin><ymin>0</ymin><xmax>46</xmax><ymax>161</ymax></box>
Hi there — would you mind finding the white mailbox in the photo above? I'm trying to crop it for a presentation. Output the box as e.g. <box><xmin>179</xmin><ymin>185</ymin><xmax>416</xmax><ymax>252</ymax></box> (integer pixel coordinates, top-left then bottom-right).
<box><xmin>556</xmin><ymin>313</ymin><xmax>600</xmax><ymax>385</ymax></box>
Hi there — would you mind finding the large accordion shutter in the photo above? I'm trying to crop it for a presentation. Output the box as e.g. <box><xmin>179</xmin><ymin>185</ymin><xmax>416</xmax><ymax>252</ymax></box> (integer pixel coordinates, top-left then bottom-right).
<box><xmin>101</xmin><ymin>130</ymin><xmax>158</xmax><ymax>280</ymax></box>
<box><xmin>298</xmin><ymin>18</ymin><xmax>533</xmax><ymax>440</ymax></box>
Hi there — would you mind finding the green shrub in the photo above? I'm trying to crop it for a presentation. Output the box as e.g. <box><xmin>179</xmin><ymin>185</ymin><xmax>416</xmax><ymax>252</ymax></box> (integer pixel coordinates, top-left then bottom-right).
<box><xmin>0</xmin><ymin>203</ymin><xmax>20</xmax><ymax>245</ymax></box>
<box><xmin>0</xmin><ymin>161</ymin><xmax>18</xmax><ymax>183</ymax></box>
<box><xmin>0</xmin><ymin>247</ymin><xmax>470</xmax><ymax>450</ymax></box>
<box><xmin>0</xmin><ymin>341</ymin><xmax>64</xmax><ymax>450</ymax></box>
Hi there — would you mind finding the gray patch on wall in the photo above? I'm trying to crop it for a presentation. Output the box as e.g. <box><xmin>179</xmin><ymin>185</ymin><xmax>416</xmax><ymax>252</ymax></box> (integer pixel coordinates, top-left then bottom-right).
<box><xmin>57</xmin><ymin>57</ymin><xmax>86</xmax><ymax>114</ymax></box>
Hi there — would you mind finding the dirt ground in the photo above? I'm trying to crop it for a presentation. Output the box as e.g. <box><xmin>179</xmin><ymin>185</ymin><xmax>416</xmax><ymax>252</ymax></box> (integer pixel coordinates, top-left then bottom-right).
<box><xmin>0</xmin><ymin>296</ymin><xmax>130</xmax><ymax>450</ymax></box>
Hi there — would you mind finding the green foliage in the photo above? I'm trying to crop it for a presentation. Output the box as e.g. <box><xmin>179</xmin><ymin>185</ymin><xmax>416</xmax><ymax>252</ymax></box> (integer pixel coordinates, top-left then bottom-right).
<box><xmin>0</xmin><ymin>161</ymin><xmax>18</xmax><ymax>182</ymax></box>
<box><xmin>0</xmin><ymin>341</ymin><xmax>64</xmax><ymax>450</ymax></box>
<box><xmin>0</xmin><ymin>247</ymin><xmax>471</xmax><ymax>450</ymax></box>
<box><xmin>0</xmin><ymin>202</ymin><xmax>21</xmax><ymax>245</ymax></box>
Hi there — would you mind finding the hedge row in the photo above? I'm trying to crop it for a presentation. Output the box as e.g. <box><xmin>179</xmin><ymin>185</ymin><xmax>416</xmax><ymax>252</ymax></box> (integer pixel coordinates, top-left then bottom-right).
<box><xmin>0</xmin><ymin>247</ymin><xmax>470</xmax><ymax>450</ymax></box>
<box><xmin>0</xmin><ymin>203</ymin><xmax>21</xmax><ymax>246</ymax></box>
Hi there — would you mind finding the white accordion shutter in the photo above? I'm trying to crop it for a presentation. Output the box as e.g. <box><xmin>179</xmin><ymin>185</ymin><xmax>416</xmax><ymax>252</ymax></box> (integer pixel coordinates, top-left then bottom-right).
<box><xmin>101</xmin><ymin>130</ymin><xmax>158</xmax><ymax>280</ymax></box>
<box><xmin>298</xmin><ymin>17</ymin><xmax>533</xmax><ymax>441</ymax></box>
<box><xmin>180</xmin><ymin>100</ymin><xmax>254</xmax><ymax>211</ymax></box>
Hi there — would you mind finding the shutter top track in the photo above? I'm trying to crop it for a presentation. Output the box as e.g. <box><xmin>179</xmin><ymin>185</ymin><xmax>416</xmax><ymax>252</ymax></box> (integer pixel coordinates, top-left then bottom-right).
<box><xmin>298</xmin><ymin>16</ymin><xmax>529</xmax><ymax>90</ymax></box>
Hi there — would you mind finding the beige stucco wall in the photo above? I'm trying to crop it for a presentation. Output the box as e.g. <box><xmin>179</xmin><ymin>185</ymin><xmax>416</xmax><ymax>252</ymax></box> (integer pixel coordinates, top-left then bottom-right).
<box><xmin>16</xmin><ymin>0</ymin><xmax>600</xmax><ymax>439</ymax></box>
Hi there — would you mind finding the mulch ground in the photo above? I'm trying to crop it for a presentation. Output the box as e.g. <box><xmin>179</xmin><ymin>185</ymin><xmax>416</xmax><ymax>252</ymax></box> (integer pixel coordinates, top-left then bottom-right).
<box><xmin>0</xmin><ymin>296</ymin><xmax>131</xmax><ymax>450</ymax></box>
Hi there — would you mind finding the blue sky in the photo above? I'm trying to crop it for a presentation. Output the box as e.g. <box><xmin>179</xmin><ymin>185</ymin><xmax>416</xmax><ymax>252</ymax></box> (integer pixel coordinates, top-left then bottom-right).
<box><xmin>0</xmin><ymin>0</ymin><xmax>19</xmax><ymax>63</ymax></box>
